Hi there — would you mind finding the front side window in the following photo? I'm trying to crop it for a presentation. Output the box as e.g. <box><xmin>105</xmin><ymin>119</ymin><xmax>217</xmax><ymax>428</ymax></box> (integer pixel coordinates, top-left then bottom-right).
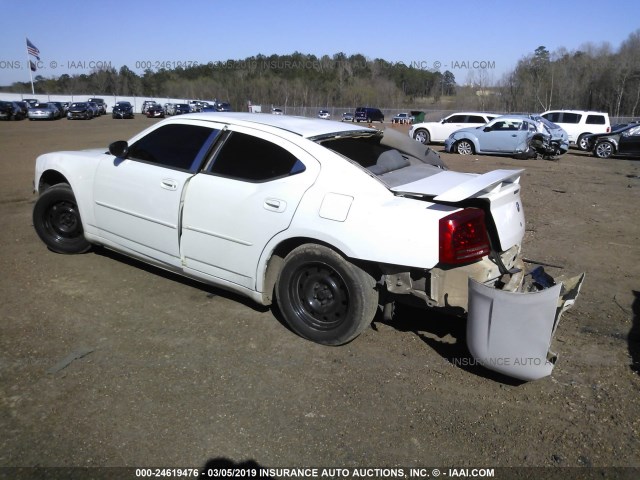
<box><xmin>128</xmin><ymin>124</ymin><xmax>218</xmax><ymax>171</ymax></box>
<box><xmin>447</xmin><ymin>115</ymin><xmax>466</xmax><ymax>123</ymax></box>
<box><xmin>209</xmin><ymin>131</ymin><xmax>305</xmax><ymax>182</ymax></box>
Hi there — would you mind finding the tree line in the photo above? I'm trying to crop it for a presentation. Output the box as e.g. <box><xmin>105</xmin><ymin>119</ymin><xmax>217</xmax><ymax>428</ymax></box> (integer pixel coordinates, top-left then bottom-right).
<box><xmin>3</xmin><ymin>29</ymin><xmax>639</xmax><ymax>117</ymax></box>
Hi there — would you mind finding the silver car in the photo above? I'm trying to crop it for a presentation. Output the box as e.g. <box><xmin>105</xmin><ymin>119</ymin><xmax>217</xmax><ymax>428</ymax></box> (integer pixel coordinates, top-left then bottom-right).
<box><xmin>28</xmin><ymin>103</ymin><xmax>61</xmax><ymax>120</ymax></box>
<box><xmin>444</xmin><ymin>115</ymin><xmax>569</xmax><ymax>157</ymax></box>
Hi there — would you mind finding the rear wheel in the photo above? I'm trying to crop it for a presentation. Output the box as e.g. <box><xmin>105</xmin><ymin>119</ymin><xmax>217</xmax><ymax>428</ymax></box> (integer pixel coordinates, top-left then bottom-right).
<box><xmin>275</xmin><ymin>244</ymin><xmax>378</xmax><ymax>345</ymax></box>
<box><xmin>456</xmin><ymin>139</ymin><xmax>474</xmax><ymax>155</ymax></box>
<box><xmin>577</xmin><ymin>134</ymin><xmax>590</xmax><ymax>151</ymax></box>
<box><xmin>33</xmin><ymin>183</ymin><xmax>91</xmax><ymax>254</ymax></box>
<box><xmin>595</xmin><ymin>141</ymin><xmax>614</xmax><ymax>159</ymax></box>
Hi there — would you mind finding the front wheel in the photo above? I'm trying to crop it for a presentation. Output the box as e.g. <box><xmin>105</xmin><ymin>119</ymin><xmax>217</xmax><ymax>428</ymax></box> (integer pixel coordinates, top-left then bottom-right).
<box><xmin>594</xmin><ymin>141</ymin><xmax>614</xmax><ymax>159</ymax></box>
<box><xmin>275</xmin><ymin>244</ymin><xmax>378</xmax><ymax>345</ymax></box>
<box><xmin>414</xmin><ymin>129</ymin><xmax>430</xmax><ymax>144</ymax></box>
<box><xmin>455</xmin><ymin>139</ymin><xmax>474</xmax><ymax>155</ymax></box>
<box><xmin>33</xmin><ymin>183</ymin><xmax>91</xmax><ymax>254</ymax></box>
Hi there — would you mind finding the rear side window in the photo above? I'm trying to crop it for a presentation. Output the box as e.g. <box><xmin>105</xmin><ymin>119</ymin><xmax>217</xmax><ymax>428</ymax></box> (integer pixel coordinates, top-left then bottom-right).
<box><xmin>467</xmin><ymin>115</ymin><xmax>487</xmax><ymax>123</ymax></box>
<box><xmin>209</xmin><ymin>132</ymin><xmax>305</xmax><ymax>182</ymax></box>
<box><xmin>128</xmin><ymin>124</ymin><xmax>218</xmax><ymax>171</ymax></box>
<box><xmin>560</xmin><ymin>113</ymin><xmax>581</xmax><ymax>123</ymax></box>
<box><xmin>586</xmin><ymin>115</ymin><xmax>606</xmax><ymax>125</ymax></box>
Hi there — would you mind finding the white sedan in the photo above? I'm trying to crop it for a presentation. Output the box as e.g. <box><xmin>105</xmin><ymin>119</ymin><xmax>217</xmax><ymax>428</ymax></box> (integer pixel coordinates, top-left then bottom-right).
<box><xmin>409</xmin><ymin>112</ymin><xmax>498</xmax><ymax>144</ymax></box>
<box><xmin>32</xmin><ymin>113</ymin><xmax>583</xmax><ymax>381</ymax></box>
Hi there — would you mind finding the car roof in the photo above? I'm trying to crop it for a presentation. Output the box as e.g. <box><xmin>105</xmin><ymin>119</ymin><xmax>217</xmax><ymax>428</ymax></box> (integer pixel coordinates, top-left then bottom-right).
<box><xmin>178</xmin><ymin>112</ymin><xmax>375</xmax><ymax>138</ymax></box>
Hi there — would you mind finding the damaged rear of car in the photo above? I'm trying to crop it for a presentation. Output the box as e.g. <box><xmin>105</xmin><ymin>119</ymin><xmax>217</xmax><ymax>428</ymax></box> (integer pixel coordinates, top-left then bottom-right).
<box><xmin>315</xmin><ymin>127</ymin><xmax>583</xmax><ymax>381</ymax></box>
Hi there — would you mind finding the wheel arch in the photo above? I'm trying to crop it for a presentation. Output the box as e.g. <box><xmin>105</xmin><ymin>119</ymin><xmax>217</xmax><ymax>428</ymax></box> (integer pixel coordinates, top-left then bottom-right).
<box><xmin>37</xmin><ymin>169</ymin><xmax>70</xmax><ymax>193</ymax></box>
<box><xmin>259</xmin><ymin>236</ymin><xmax>382</xmax><ymax>305</ymax></box>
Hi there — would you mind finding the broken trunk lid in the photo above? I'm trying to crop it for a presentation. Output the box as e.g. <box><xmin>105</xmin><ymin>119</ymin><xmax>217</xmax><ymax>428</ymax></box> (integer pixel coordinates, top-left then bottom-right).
<box><xmin>466</xmin><ymin>270</ymin><xmax>585</xmax><ymax>381</ymax></box>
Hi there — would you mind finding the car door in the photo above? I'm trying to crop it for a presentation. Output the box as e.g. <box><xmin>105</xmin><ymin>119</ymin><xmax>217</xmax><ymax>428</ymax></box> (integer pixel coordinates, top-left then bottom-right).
<box><xmin>618</xmin><ymin>126</ymin><xmax>640</xmax><ymax>155</ymax></box>
<box><xmin>93</xmin><ymin>122</ymin><xmax>220</xmax><ymax>268</ymax></box>
<box><xmin>478</xmin><ymin>120</ymin><xmax>526</xmax><ymax>153</ymax></box>
<box><xmin>180</xmin><ymin>126</ymin><xmax>320</xmax><ymax>289</ymax></box>
<box><xmin>435</xmin><ymin>114</ymin><xmax>468</xmax><ymax>141</ymax></box>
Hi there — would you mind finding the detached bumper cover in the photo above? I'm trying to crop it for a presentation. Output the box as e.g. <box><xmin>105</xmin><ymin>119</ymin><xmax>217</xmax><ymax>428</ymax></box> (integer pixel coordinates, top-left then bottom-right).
<box><xmin>466</xmin><ymin>272</ymin><xmax>585</xmax><ymax>381</ymax></box>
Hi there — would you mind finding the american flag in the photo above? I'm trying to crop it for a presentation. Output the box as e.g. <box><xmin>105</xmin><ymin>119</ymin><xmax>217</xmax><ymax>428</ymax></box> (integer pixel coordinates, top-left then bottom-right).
<box><xmin>26</xmin><ymin>38</ymin><xmax>40</xmax><ymax>60</ymax></box>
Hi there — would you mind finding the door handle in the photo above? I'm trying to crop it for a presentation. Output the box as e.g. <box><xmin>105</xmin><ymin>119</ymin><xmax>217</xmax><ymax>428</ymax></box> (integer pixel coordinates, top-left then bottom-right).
<box><xmin>161</xmin><ymin>179</ymin><xmax>177</xmax><ymax>191</ymax></box>
<box><xmin>264</xmin><ymin>198</ymin><xmax>286</xmax><ymax>212</ymax></box>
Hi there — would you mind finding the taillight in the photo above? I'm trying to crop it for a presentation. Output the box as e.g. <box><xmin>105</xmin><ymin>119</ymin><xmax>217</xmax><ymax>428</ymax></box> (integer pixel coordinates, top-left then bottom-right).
<box><xmin>439</xmin><ymin>208</ymin><xmax>490</xmax><ymax>264</ymax></box>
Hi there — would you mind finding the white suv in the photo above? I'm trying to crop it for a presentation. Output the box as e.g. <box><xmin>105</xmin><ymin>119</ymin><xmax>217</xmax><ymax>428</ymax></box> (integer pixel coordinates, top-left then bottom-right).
<box><xmin>409</xmin><ymin>112</ymin><xmax>498</xmax><ymax>144</ymax></box>
<box><xmin>541</xmin><ymin>110</ymin><xmax>610</xmax><ymax>150</ymax></box>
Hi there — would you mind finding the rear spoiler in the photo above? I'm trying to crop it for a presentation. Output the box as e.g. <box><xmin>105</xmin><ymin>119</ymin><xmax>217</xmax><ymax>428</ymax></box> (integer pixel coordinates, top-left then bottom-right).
<box><xmin>391</xmin><ymin>169</ymin><xmax>523</xmax><ymax>202</ymax></box>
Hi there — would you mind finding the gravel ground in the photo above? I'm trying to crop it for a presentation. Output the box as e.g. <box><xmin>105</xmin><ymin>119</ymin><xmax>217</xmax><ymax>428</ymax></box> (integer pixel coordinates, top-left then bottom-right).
<box><xmin>0</xmin><ymin>115</ymin><xmax>638</xmax><ymax>479</ymax></box>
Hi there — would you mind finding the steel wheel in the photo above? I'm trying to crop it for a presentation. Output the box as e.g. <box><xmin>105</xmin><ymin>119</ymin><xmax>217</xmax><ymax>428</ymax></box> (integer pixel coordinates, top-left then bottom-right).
<box><xmin>456</xmin><ymin>139</ymin><xmax>474</xmax><ymax>155</ymax></box>
<box><xmin>276</xmin><ymin>244</ymin><xmax>378</xmax><ymax>345</ymax></box>
<box><xmin>33</xmin><ymin>183</ymin><xmax>91</xmax><ymax>254</ymax></box>
<box><xmin>595</xmin><ymin>141</ymin><xmax>614</xmax><ymax>159</ymax></box>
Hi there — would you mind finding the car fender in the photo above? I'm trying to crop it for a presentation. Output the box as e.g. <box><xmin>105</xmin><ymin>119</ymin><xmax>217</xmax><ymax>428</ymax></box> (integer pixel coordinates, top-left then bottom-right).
<box><xmin>35</xmin><ymin>149</ymin><xmax>105</xmax><ymax>229</ymax></box>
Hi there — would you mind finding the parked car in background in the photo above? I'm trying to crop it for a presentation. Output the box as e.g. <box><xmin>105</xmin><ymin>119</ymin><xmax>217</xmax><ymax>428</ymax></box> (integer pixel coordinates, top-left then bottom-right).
<box><xmin>318</xmin><ymin>110</ymin><xmax>331</xmax><ymax>119</ymax></box>
<box><xmin>392</xmin><ymin>112</ymin><xmax>413</xmax><ymax>124</ymax></box>
<box><xmin>215</xmin><ymin>101</ymin><xmax>232</xmax><ymax>112</ymax></box>
<box><xmin>24</xmin><ymin>99</ymin><xmax>39</xmax><ymax>107</ymax></box>
<box><xmin>444</xmin><ymin>115</ymin><xmax>568</xmax><ymax>158</ymax></box>
<box><xmin>28</xmin><ymin>103</ymin><xmax>61</xmax><ymax>120</ymax></box>
<box><xmin>146</xmin><ymin>104</ymin><xmax>165</xmax><ymax>118</ymax></box>
<box><xmin>49</xmin><ymin>102</ymin><xmax>66</xmax><ymax>117</ymax></box>
<box><xmin>87</xmin><ymin>102</ymin><xmax>101</xmax><ymax>118</ymax></box>
<box><xmin>31</xmin><ymin>112</ymin><xmax>583</xmax><ymax>381</ymax></box>
<box><xmin>355</xmin><ymin>107</ymin><xmax>384</xmax><ymax>123</ymax></box>
<box><xmin>271</xmin><ymin>108</ymin><xmax>283</xmax><ymax>115</ymax></box>
<box><xmin>14</xmin><ymin>101</ymin><xmax>30</xmax><ymax>118</ymax></box>
<box><xmin>189</xmin><ymin>101</ymin><xmax>203</xmax><ymax>112</ymax></box>
<box><xmin>541</xmin><ymin>110</ymin><xmax>610</xmax><ymax>150</ymax></box>
<box><xmin>341</xmin><ymin>112</ymin><xmax>354</xmax><ymax>122</ymax></box>
<box><xmin>112</xmin><ymin>101</ymin><xmax>134</xmax><ymax>119</ymax></box>
<box><xmin>67</xmin><ymin>102</ymin><xmax>94</xmax><ymax>120</ymax></box>
<box><xmin>164</xmin><ymin>103</ymin><xmax>176</xmax><ymax>116</ymax></box>
<box><xmin>0</xmin><ymin>101</ymin><xmax>26</xmax><ymax>120</ymax></box>
<box><xmin>589</xmin><ymin>124</ymin><xmax>640</xmax><ymax>159</ymax></box>
<box><xmin>173</xmin><ymin>103</ymin><xmax>191</xmax><ymax>115</ymax></box>
<box><xmin>141</xmin><ymin>100</ymin><xmax>157</xmax><ymax>115</ymax></box>
<box><xmin>610</xmin><ymin>120</ymin><xmax>639</xmax><ymax>131</ymax></box>
<box><xmin>200</xmin><ymin>104</ymin><xmax>217</xmax><ymax>112</ymax></box>
<box><xmin>409</xmin><ymin>112</ymin><xmax>498</xmax><ymax>144</ymax></box>
<box><xmin>88</xmin><ymin>98</ymin><xmax>107</xmax><ymax>115</ymax></box>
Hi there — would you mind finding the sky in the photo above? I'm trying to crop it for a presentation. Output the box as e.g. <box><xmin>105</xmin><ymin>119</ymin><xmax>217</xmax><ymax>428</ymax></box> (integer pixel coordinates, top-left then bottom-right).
<box><xmin>2</xmin><ymin>0</ymin><xmax>639</xmax><ymax>87</ymax></box>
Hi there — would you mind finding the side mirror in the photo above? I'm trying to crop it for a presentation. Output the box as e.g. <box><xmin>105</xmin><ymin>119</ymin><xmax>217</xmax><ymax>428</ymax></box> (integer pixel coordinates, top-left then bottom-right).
<box><xmin>109</xmin><ymin>140</ymin><xmax>129</xmax><ymax>158</ymax></box>
<box><xmin>483</xmin><ymin>126</ymin><xmax>492</xmax><ymax>132</ymax></box>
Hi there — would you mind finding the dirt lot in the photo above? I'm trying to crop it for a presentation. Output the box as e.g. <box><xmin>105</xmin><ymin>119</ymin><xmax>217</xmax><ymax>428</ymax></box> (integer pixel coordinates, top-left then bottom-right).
<box><xmin>0</xmin><ymin>115</ymin><xmax>639</xmax><ymax>477</ymax></box>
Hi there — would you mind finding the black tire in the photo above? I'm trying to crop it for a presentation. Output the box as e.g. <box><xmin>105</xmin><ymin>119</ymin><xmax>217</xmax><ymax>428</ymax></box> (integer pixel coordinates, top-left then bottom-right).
<box><xmin>456</xmin><ymin>139</ymin><xmax>474</xmax><ymax>155</ymax></box>
<box><xmin>594</xmin><ymin>141</ymin><xmax>614</xmax><ymax>159</ymax></box>
<box><xmin>33</xmin><ymin>183</ymin><xmax>91</xmax><ymax>254</ymax></box>
<box><xmin>414</xmin><ymin>128</ymin><xmax>431</xmax><ymax>144</ymax></box>
<box><xmin>275</xmin><ymin>244</ymin><xmax>378</xmax><ymax>345</ymax></box>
